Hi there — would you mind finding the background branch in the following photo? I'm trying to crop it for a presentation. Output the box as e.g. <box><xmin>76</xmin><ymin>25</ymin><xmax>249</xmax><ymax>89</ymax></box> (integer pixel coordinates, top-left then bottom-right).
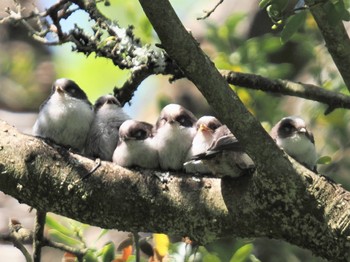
<box><xmin>2</xmin><ymin>0</ymin><xmax>350</xmax><ymax>111</ymax></box>
<box><xmin>221</xmin><ymin>70</ymin><xmax>350</xmax><ymax>114</ymax></box>
<box><xmin>306</xmin><ymin>0</ymin><xmax>350</xmax><ymax>92</ymax></box>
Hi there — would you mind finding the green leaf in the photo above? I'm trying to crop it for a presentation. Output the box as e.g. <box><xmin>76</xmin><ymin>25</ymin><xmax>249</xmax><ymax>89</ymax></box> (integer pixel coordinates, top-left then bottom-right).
<box><xmin>48</xmin><ymin>229</ymin><xmax>83</xmax><ymax>247</ymax></box>
<box><xmin>230</xmin><ymin>243</ymin><xmax>253</xmax><ymax>262</ymax></box>
<box><xmin>317</xmin><ymin>156</ymin><xmax>332</xmax><ymax>165</ymax></box>
<box><xmin>280</xmin><ymin>11</ymin><xmax>307</xmax><ymax>44</ymax></box>
<box><xmin>45</xmin><ymin>215</ymin><xmax>73</xmax><ymax>237</ymax></box>
<box><xmin>259</xmin><ymin>0</ymin><xmax>272</xmax><ymax>9</ymax></box>
<box><xmin>99</xmin><ymin>241</ymin><xmax>116</xmax><ymax>262</ymax></box>
<box><xmin>203</xmin><ymin>253</ymin><xmax>221</xmax><ymax>262</ymax></box>
<box><xmin>96</xmin><ymin>229</ymin><xmax>109</xmax><ymax>242</ymax></box>
<box><xmin>84</xmin><ymin>249</ymin><xmax>99</xmax><ymax>262</ymax></box>
<box><xmin>333</xmin><ymin>0</ymin><xmax>350</xmax><ymax>21</ymax></box>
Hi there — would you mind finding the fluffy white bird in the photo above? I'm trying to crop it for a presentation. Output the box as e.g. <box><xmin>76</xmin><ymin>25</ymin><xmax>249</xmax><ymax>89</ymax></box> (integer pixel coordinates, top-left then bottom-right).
<box><xmin>270</xmin><ymin>116</ymin><xmax>317</xmax><ymax>172</ymax></box>
<box><xmin>189</xmin><ymin>125</ymin><xmax>255</xmax><ymax>177</ymax></box>
<box><xmin>153</xmin><ymin>104</ymin><xmax>197</xmax><ymax>171</ymax></box>
<box><xmin>85</xmin><ymin>95</ymin><xmax>130</xmax><ymax>161</ymax></box>
<box><xmin>187</xmin><ymin>116</ymin><xmax>223</xmax><ymax>159</ymax></box>
<box><xmin>112</xmin><ymin>120</ymin><xmax>158</xmax><ymax>169</ymax></box>
<box><xmin>32</xmin><ymin>78</ymin><xmax>94</xmax><ymax>152</ymax></box>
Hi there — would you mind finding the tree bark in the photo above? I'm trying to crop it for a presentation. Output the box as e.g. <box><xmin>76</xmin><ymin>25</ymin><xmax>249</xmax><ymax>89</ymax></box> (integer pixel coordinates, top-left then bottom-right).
<box><xmin>306</xmin><ymin>0</ymin><xmax>350</xmax><ymax>92</ymax></box>
<box><xmin>0</xmin><ymin>120</ymin><xmax>350</xmax><ymax>261</ymax></box>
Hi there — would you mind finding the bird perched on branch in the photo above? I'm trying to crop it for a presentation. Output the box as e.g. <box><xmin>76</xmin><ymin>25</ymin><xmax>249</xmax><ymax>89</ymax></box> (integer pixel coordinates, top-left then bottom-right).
<box><xmin>189</xmin><ymin>125</ymin><xmax>255</xmax><ymax>177</ymax></box>
<box><xmin>85</xmin><ymin>95</ymin><xmax>130</xmax><ymax>161</ymax></box>
<box><xmin>184</xmin><ymin>116</ymin><xmax>222</xmax><ymax>174</ymax></box>
<box><xmin>112</xmin><ymin>119</ymin><xmax>158</xmax><ymax>169</ymax></box>
<box><xmin>153</xmin><ymin>104</ymin><xmax>197</xmax><ymax>171</ymax></box>
<box><xmin>186</xmin><ymin>116</ymin><xmax>223</xmax><ymax>159</ymax></box>
<box><xmin>32</xmin><ymin>78</ymin><xmax>94</xmax><ymax>152</ymax></box>
<box><xmin>270</xmin><ymin>116</ymin><xmax>317</xmax><ymax>172</ymax></box>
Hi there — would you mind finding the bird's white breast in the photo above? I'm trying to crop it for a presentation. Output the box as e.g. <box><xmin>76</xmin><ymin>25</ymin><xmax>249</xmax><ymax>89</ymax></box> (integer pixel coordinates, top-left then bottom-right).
<box><xmin>33</xmin><ymin>92</ymin><xmax>93</xmax><ymax>151</ymax></box>
<box><xmin>277</xmin><ymin>133</ymin><xmax>317</xmax><ymax>169</ymax></box>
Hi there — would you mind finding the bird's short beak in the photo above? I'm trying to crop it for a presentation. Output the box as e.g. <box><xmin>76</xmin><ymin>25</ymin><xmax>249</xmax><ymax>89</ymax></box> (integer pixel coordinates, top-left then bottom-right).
<box><xmin>298</xmin><ymin>127</ymin><xmax>306</xmax><ymax>133</ymax></box>
<box><xmin>199</xmin><ymin>124</ymin><xmax>210</xmax><ymax>132</ymax></box>
<box><xmin>105</xmin><ymin>99</ymin><xmax>114</xmax><ymax>105</ymax></box>
<box><xmin>55</xmin><ymin>85</ymin><xmax>64</xmax><ymax>94</ymax></box>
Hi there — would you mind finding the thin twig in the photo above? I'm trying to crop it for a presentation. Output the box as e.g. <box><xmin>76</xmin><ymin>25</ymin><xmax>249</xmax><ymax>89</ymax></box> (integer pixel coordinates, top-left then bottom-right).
<box><xmin>197</xmin><ymin>0</ymin><xmax>224</xmax><ymax>20</ymax></box>
<box><xmin>33</xmin><ymin>211</ymin><xmax>47</xmax><ymax>262</ymax></box>
<box><xmin>0</xmin><ymin>233</ymin><xmax>33</xmax><ymax>262</ymax></box>
<box><xmin>133</xmin><ymin>232</ymin><xmax>140</xmax><ymax>262</ymax></box>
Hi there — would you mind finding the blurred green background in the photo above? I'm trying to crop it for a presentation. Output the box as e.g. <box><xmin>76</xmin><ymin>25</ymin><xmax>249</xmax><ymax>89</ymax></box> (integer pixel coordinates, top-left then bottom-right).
<box><xmin>1</xmin><ymin>0</ymin><xmax>348</xmax><ymax>261</ymax></box>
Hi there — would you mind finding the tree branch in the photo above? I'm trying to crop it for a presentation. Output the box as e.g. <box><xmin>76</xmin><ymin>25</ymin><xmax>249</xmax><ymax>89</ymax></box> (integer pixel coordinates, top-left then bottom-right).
<box><xmin>306</xmin><ymin>0</ymin><xmax>350</xmax><ymax>92</ymax></box>
<box><xmin>2</xmin><ymin>0</ymin><xmax>350</xmax><ymax>111</ymax></box>
<box><xmin>138</xmin><ymin>0</ymin><xmax>294</xmax><ymax>183</ymax></box>
<box><xmin>136</xmin><ymin>0</ymin><xmax>350</xmax><ymax>260</ymax></box>
<box><xmin>220</xmin><ymin>70</ymin><xmax>350</xmax><ymax>115</ymax></box>
<box><xmin>0</xmin><ymin>233</ymin><xmax>32</xmax><ymax>262</ymax></box>
<box><xmin>33</xmin><ymin>211</ymin><xmax>46</xmax><ymax>262</ymax></box>
<box><xmin>1</xmin><ymin>116</ymin><xmax>350</xmax><ymax>261</ymax></box>
<box><xmin>197</xmin><ymin>0</ymin><xmax>224</xmax><ymax>20</ymax></box>
<box><xmin>1</xmin><ymin>219</ymin><xmax>33</xmax><ymax>262</ymax></box>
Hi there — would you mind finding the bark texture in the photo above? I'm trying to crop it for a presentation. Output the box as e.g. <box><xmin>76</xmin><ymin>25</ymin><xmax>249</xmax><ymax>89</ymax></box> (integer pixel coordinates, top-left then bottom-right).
<box><xmin>1</xmin><ymin>121</ymin><xmax>350</xmax><ymax>261</ymax></box>
<box><xmin>307</xmin><ymin>0</ymin><xmax>350</xmax><ymax>92</ymax></box>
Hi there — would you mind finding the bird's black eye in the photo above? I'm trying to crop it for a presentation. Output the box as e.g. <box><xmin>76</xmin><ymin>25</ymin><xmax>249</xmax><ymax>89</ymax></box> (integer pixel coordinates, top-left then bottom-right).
<box><xmin>208</xmin><ymin>122</ymin><xmax>220</xmax><ymax>131</ymax></box>
<box><xmin>133</xmin><ymin>129</ymin><xmax>147</xmax><ymax>140</ymax></box>
<box><xmin>65</xmin><ymin>86</ymin><xmax>76</xmax><ymax>95</ymax></box>
<box><xmin>176</xmin><ymin>115</ymin><xmax>193</xmax><ymax>127</ymax></box>
<box><xmin>282</xmin><ymin>123</ymin><xmax>295</xmax><ymax>133</ymax></box>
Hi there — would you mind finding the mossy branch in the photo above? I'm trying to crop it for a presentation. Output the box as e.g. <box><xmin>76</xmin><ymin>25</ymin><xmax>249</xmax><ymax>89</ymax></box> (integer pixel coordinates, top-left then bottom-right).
<box><xmin>0</xmin><ymin>121</ymin><xmax>350</xmax><ymax>261</ymax></box>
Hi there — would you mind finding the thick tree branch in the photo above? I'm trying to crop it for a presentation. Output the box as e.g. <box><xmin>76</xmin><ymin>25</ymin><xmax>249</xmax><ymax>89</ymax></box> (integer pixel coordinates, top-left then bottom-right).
<box><xmin>1</xmin><ymin>121</ymin><xmax>350</xmax><ymax>261</ymax></box>
<box><xmin>138</xmin><ymin>0</ymin><xmax>296</xmax><ymax>187</ymax></box>
<box><xmin>306</xmin><ymin>0</ymin><xmax>350</xmax><ymax>92</ymax></box>
<box><xmin>136</xmin><ymin>0</ymin><xmax>350</xmax><ymax>260</ymax></box>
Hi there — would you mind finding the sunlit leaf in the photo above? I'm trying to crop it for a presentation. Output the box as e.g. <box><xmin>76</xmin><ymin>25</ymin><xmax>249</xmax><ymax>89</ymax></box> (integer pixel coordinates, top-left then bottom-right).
<box><xmin>153</xmin><ymin>233</ymin><xmax>169</xmax><ymax>258</ymax></box>
<box><xmin>48</xmin><ymin>229</ymin><xmax>83</xmax><ymax>248</ymax></box>
<box><xmin>203</xmin><ymin>253</ymin><xmax>221</xmax><ymax>262</ymax></box>
<box><xmin>281</xmin><ymin>11</ymin><xmax>307</xmax><ymax>44</ymax></box>
<box><xmin>46</xmin><ymin>215</ymin><xmax>73</xmax><ymax>237</ymax></box>
<box><xmin>99</xmin><ymin>241</ymin><xmax>116</xmax><ymax>262</ymax></box>
<box><xmin>332</xmin><ymin>0</ymin><xmax>350</xmax><ymax>21</ymax></box>
<box><xmin>317</xmin><ymin>156</ymin><xmax>332</xmax><ymax>165</ymax></box>
<box><xmin>259</xmin><ymin>0</ymin><xmax>272</xmax><ymax>9</ymax></box>
<box><xmin>84</xmin><ymin>249</ymin><xmax>99</xmax><ymax>262</ymax></box>
<box><xmin>230</xmin><ymin>243</ymin><xmax>253</xmax><ymax>262</ymax></box>
<box><xmin>96</xmin><ymin>229</ymin><xmax>110</xmax><ymax>242</ymax></box>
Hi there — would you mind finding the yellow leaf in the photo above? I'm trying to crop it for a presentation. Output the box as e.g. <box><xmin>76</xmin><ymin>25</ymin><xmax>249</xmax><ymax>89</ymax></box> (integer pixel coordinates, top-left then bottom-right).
<box><xmin>153</xmin><ymin>234</ymin><xmax>169</xmax><ymax>258</ymax></box>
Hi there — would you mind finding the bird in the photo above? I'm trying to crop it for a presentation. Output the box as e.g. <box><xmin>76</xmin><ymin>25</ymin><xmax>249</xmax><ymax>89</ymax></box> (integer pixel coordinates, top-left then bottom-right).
<box><xmin>153</xmin><ymin>104</ymin><xmax>197</xmax><ymax>171</ymax></box>
<box><xmin>186</xmin><ymin>116</ymin><xmax>223</xmax><ymax>159</ymax></box>
<box><xmin>183</xmin><ymin>116</ymin><xmax>222</xmax><ymax>174</ymax></box>
<box><xmin>270</xmin><ymin>116</ymin><xmax>317</xmax><ymax>172</ymax></box>
<box><xmin>112</xmin><ymin>119</ymin><xmax>158</xmax><ymax>169</ymax></box>
<box><xmin>189</xmin><ymin>125</ymin><xmax>255</xmax><ymax>177</ymax></box>
<box><xmin>85</xmin><ymin>95</ymin><xmax>130</xmax><ymax>161</ymax></box>
<box><xmin>32</xmin><ymin>78</ymin><xmax>94</xmax><ymax>152</ymax></box>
